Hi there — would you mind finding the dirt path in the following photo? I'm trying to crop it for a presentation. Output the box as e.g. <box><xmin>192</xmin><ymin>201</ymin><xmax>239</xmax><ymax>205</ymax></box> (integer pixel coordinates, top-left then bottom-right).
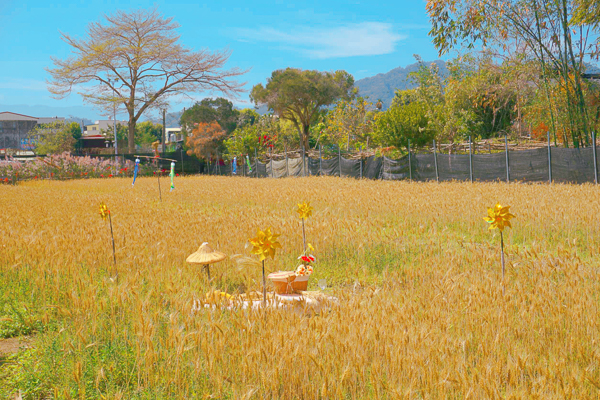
<box><xmin>0</xmin><ymin>337</ymin><xmax>31</xmax><ymax>360</ymax></box>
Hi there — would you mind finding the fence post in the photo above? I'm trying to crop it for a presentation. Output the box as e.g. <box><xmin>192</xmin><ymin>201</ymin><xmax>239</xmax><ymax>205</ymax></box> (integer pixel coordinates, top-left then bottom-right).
<box><xmin>408</xmin><ymin>140</ymin><xmax>412</xmax><ymax>181</ymax></box>
<box><xmin>469</xmin><ymin>136</ymin><xmax>473</xmax><ymax>183</ymax></box>
<box><xmin>593</xmin><ymin>131</ymin><xmax>598</xmax><ymax>184</ymax></box>
<box><xmin>547</xmin><ymin>130</ymin><xmax>552</xmax><ymax>184</ymax></box>
<box><xmin>270</xmin><ymin>146</ymin><xmax>274</xmax><ymax>178</ymax></box>
<box><xmin>319</xmin><ymin>145</ymin><xmax>323</xmax><ymax>176</ymax></box>
<box><xmin>433</xmin><ymin>139</ymin><xmax>439</xmax><ymax>183</ymax></box>
<box><xmin>255</xmin><ymin>148</ymin><xmax>258</xmax><ymax>178</ymax></box>
<box><xmin>359</xmin><ymin>156</ymin><xmax>363</xmax><ymax>179</ymax></box>
<box><xmin>505</xmin><ymin>134</ymin><xmax>510</xmax><ymax>183</ymax></box>
<box><xmin>285</xmin><ymin>144</ymin><xmax>289</xmax><ymax>177</ymax></box>
<box><xmin>181</xmin><ymin>148</ymin><xmax>184</xmax><ymax>174</ymax></box>
<box><xmin>338</xmin><ymin>146</ymin><xmax>342</xmax><ymax>177</ymax></box>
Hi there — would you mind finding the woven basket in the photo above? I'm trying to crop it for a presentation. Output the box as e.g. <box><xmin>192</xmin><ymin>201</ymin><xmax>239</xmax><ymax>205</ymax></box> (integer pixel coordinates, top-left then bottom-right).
<box><xmin>268</xmin><ymin>271</ymin><xmax>310</xmax><ymax>294</ymax></box>
<box><xmin>291</xmin><ymin>275</ymin><xmax>309</xmax><ymax>292</ymax></box>
<box><xmin>268</xmin><ymin>271</ymin><xmax>296</xmax><ymax>294</ymax></box>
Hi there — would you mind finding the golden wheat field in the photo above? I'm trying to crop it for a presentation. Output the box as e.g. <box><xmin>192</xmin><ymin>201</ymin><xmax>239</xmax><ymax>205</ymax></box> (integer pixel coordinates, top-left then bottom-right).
<box><xmin>1</xmin><ymin>176</ymin><xmax>600</xmax><ymax>399</ymax></box>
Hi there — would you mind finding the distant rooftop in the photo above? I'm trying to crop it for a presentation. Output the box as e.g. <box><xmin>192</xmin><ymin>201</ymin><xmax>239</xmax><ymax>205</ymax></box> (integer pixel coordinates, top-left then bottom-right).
<box><xmin>0</xmin><ymin>112</ymin><xmax>65</xmax><ymax>122</ymax></box>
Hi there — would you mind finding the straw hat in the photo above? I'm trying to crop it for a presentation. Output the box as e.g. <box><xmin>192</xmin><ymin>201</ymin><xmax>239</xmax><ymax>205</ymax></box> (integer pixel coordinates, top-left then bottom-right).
<box><xmin>186</xmin><ymin>242</ymin><xmax>227</xmax><ymax>265</ymax></box>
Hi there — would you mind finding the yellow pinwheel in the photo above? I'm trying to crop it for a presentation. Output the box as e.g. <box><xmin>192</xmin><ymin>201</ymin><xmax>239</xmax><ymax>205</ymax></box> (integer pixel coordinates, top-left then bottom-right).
<box><xmin>484</xmin><ymin>203</ymin><xmax>516</xmax><ymax>295</ymax></box>
<box><xmin>484</xmin><ymin>203</ymin><xmax>515</xmax><ymax>231</ymax></box>
<box><xmin>249</xmin><ymin>227</ymin><xmax>282</xmax><ymax>305</ymax></box>
<box><xmin>249</xmin><ymin>227</ymin><xmax>281</xmax><ymax>261</ymax></box>
<box><xmin>297</xmin><ymin>202</ymin><xmax>313</xmax><ymax>220</ymax></box>
<box><xmin>98</xmin><ymin>202</ymin><xmax>117</xmax><ymax>277</ymax></box>
<box><xmin>99</xmin><ymin>202</ymin><xmax>110</xmax><ymax>221</ymax></box>
<box><xmin>296</xmin><ymin>202</ymin><xmax>313</xmax><ymax>253</ymax></box>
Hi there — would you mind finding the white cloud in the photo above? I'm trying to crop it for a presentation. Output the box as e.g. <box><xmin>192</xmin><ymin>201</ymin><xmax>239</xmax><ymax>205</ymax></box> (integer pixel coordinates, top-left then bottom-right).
<box><xmin>235</xmin><ymin>22</ymin><xmax>406</xmax><ymax>59</ymax></box>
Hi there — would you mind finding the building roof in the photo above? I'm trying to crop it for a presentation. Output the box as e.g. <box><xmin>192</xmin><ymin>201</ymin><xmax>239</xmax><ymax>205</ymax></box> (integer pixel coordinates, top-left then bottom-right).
<box><xmin>0</xmin><ymin>112</ymin><xmax>65</xmax><ymax>123</ymax></box>
<box><xmin>0</xmin><ymin>112</ymin><xmax>38</xmax><ymax>121</ymax></box>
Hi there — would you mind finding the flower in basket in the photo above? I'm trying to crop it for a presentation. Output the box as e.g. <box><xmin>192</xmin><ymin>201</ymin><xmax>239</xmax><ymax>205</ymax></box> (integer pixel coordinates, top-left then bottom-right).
<box><xmin>295</xmin><ymin>247</ymin><xmax>315</xmax><ymax>276</ymax></box>
<box><xmin>295</xmin><ymin>265</ymin><xmax>307</xmax><ymax>276</ymax></box>
<box><xmin>299</xmin><ymin>254</ymin><xmax>315</xmax><ymax>264</ymax></box>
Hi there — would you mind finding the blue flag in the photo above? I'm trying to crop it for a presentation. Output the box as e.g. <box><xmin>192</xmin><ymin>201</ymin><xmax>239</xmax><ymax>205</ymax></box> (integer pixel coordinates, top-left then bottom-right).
<box><xmin>132</xmin><ymin>158</ymin><xmax>140</xmax><ymax>186</ymax></box>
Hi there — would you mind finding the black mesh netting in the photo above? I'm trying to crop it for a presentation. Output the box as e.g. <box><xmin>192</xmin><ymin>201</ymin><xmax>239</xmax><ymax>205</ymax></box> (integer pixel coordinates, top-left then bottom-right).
<box><xmin>230</xmin><ymin>146</ymin><xmax>600</xmax><ymax>184</ymax></box>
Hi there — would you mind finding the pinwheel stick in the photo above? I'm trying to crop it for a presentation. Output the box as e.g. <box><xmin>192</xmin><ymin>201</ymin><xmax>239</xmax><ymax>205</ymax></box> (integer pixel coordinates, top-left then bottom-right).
<box><xmin>108</xmin><ymin>213</ymin><xmax>117</xmax><ymax>278</ymax></box>
<box><xmin>204</xmin><ymin>264</ymin><xmax>211</xmax><ymax>280</ymax></box>
<box><xmin>262</xmin><ymin>260</ymin><xmax>266</xmax><ymax>305</ymax></box>
<box><xmin>301</xmin><ymin>218</ymin><xmax>307</xmax><ymax>252</ymax></box>
<box><xmin>500</xmin><ymin>231</ymin><xmax>505</xmax><ymax>295</ymax></box>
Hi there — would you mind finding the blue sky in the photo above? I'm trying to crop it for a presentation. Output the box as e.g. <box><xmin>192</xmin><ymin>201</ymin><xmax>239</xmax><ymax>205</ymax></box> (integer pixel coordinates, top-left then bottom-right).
<box><xmin>0</xmin><ymin>0</ymin><xmax>443</xmax><ymax>120</ymax></box>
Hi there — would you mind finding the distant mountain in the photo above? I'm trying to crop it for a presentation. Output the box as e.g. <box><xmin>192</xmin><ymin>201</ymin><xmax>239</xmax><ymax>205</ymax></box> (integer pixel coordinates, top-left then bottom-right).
<box><xmin>356</xmin><ymin>60</ymin><xmax>449</xmax><ymax>110</ymax></box>
<box><xmin>0</xmin><ymin>103</ymin><xmax>102</xmax><ymax>120</ymax></box>
<box><xmin>585</xmin><ymin>63</ymin><xmax>600</xmax><ymax>74</ymax></box>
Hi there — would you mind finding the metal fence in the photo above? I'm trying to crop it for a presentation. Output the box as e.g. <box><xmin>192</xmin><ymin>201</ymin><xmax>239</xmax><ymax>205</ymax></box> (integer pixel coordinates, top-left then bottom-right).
<box><xmin>211</xmin><ymin>136</ymin><xmax>600</xmax><ymax>184</ymax></box>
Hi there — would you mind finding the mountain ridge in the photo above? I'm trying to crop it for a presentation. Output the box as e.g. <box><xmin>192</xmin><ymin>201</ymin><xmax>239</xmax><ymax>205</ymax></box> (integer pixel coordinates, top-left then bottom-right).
<box><xmin>355</xmin><ymin>60</ymin><xmax>448</xmax><ymax>110</ymax></box>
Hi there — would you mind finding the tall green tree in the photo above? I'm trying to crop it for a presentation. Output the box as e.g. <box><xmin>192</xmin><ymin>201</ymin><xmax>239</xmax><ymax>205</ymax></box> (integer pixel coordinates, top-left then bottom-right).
<box><xmin>410</xmin><ymin>57</ymin><xmax>482</xmax><ymax>143</ymax></box>
<box><xmin>180</xmin><ymin>98</ymin><xmax>240</xmax><ymax>135</ymax></box>
<box><xmin>321</xmin><ymin>98</ymin><xmax>373</xmax><ymax>149</ymax></box>
<box><xmin>135</xmin><ymin>121</ymin><xmax>164</xmax><ymax>145</ymax></box>
<box><xmin>371</xmin><ymin>90</ymin><xmax>434</xmax><ymax>150</ymax></box>
<box><xmin>250</xmin><ymin>68</ymin><xmax>355</xmax><ymax>150</ymax></box>
<box><xmin>426</xmin><ymin>0</ymin><xmax>598</xmax><ymax>146</ymax></box>
<box><xmin>47</xmin><ymin>8</ymin><xmax>246</xmax><ymax>153</ymax></box>
<box><xmin>28</xmin><ymin>121</ymin><xmax>81</xmax><ymax>155</ymax></box>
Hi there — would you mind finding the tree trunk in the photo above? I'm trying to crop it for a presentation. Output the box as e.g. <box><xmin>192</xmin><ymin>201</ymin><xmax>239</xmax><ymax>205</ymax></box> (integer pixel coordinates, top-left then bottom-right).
<box><xmin>128</xmin><ymin>117</ymin><xmax>136</xmax><ymax>153</ymax></box>
<box><xmin>302</xmin><ymin>124</ymin><xmax>310</xmax><ymax>152</ymax></box>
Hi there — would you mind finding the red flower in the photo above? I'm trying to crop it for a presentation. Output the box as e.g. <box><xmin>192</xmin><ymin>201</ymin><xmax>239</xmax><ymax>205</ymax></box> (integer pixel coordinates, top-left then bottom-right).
<box><xmin>108</xmin><ymin>174</ymin><xmax>113</xmax><ymax>177</ymax></box>
<box><xmin>176</xmin><ymin>173</ymin><xmax>180</xmax><ymax>176</ymax></box>
<box><xmin>51</xmin><ymin>172</ymin><xmax>54</xmax><ymax>177</ymax></box>
<box><xmin>123</xmin><ymin>168</ymin><xmax>127</xmax><ymax>171</ymax></box>
<box><xmin>4</xmin><ymin>178</ymin><xmax>8</xmax><ymax>182</ymax></box>
<box><xmin>300</xmin><ymin>255</ymin><xmax>315</xmax><ymax>263</ymax></box>
<box><xmin>101</xmin><ymin>174</ymin><xmax>104</xmax><ymax>177</ymax></box>
<box><xmin>34</xmin><ymin>176</ymin><xmax>38</xmax><ymax>179</ymax></box>
<box><xmin>84</xmin><ymin>172</ymin><xmax>88</xmax><ymax>175</ymax></box>
<box><xmin>161</xmin><ymin>169</ymin><xmax>166</xmax><ymax>173</ymax></box>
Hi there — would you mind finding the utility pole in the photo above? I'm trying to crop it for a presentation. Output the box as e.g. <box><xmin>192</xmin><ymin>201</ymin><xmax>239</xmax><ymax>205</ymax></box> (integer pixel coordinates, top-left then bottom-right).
<box><xmin>106</xmin><ymin>77</ymin><xmax>119</xmax><ymax>156</ymax></box>
<box><xmin>113</xmin><ymin>103</ymin><xmax>117</xmax><ymax>157</ymax></box>
<box><xmin>162</xmin><ymin>109</ymin><xmax>166</xmax><ymax>154</ymax></box>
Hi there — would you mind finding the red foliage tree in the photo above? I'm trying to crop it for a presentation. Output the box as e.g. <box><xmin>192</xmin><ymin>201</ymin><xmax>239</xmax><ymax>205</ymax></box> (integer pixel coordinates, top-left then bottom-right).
<box><xmin>186</xmin><ymin>122</ymin><xmax>226</xmax><ymax>160</ymax></box>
